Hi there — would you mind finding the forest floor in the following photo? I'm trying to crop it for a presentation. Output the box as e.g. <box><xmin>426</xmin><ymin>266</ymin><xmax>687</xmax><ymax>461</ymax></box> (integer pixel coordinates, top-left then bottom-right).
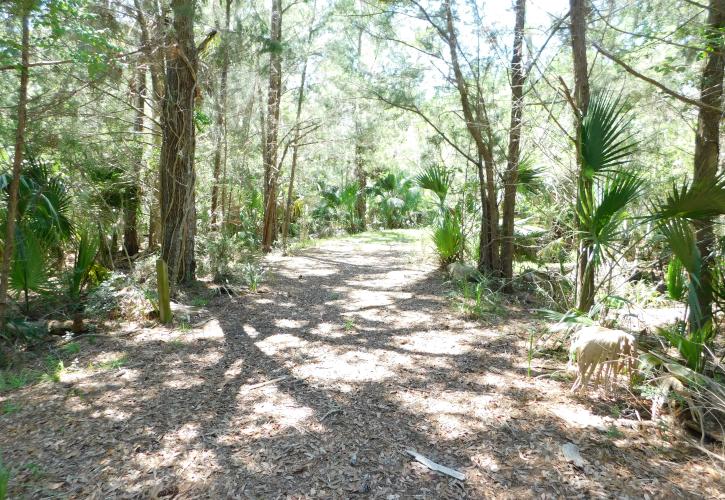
<box><xmin>2</xmin><ymin>229</ymin><xmax>724</xmax><ymax>498</ymax></box>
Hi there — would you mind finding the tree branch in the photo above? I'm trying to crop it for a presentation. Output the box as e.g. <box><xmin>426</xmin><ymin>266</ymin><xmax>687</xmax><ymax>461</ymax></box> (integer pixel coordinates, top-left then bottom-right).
<box><xmin>594</xmin><ymin>42</ymin><xmax>720</xmax><ymax>111</ymax></box>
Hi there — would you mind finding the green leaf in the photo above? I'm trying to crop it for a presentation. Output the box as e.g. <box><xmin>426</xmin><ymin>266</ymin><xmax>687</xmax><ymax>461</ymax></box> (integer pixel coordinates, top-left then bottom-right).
<box><xmin>416</xmin><ymin>164</ymin><xmax>451</xmax><ymax>206</ymax></box>
<box><xmin>651</xmin><ymin>174</ymin><xmax>725</xmax><ymax>222</ymax></box>
<box><xmin>580</xmin><ymin>93</ymin><xmax>638</xmax><ymax>178</ymax></box>
<box><xmin>10</xmin><ymin>230</ymin><xmax>47</xmax><ymax>299</ymax></box>
<box><xmin>666</xmin><ymin>256</ymin><xmax>686</xmax><ymax>301</ymax></box>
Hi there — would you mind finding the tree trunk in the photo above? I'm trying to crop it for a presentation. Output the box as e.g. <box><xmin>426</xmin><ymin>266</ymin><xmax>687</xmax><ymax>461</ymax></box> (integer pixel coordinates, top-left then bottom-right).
<box><xmin>123</xmin><ymin>65</ymin><xmax>145</xmax><ymax>257</ymax></box>
<box><xmin>570</xmin><ymin>0</ymin><xmax>594</xmax><ymax>312</ymax></box>
<box><xmin>477</xmin><ymin>157</ymin><xmax>491</xmax><ymax>271</ymax></box>
<box><xmin>443</xmin><ymin>0</ymin><xmax>499</xmax><ymax>275</ymax></box>
<box><xmin>211</xmin><ymin>0</ymin><xmax>231</xmax><ymax>229</ymax></box>
<box><xmin>135</xmin><ymin>0</ymin><xmax>165</xmax><ymax>249</ymax></box>
<box><xmin>282</xmin><ymin>2</ymin><xmax>316</xmax><ymax>254</ymax></box>
<box><xmin>353</xmin><ymin>27</ymin><xmax>367</xmax><ymax>233</ymax></box>
<box><xmin>159</xmin><ymin>0</ymin><xmax>197</xmax><ymax>285</ymax></box>
<box><xmin>692</xmin><ymin>0</ymin><xmax>725</xmax><ymax>330</ymax></box>
<box><xmin>500</xmin><ymin>0</ymin><xmax>527</xmax><ymax>290</ymax></box>
<box><xmin>0</xmin><ymin>8</ymin><xmax>30</xmax><ymax>324</ymax></box>
<box><xmin>261</xmin><ymin>0</ymin><xmax>282</xmax><ymax>253</ymax></box>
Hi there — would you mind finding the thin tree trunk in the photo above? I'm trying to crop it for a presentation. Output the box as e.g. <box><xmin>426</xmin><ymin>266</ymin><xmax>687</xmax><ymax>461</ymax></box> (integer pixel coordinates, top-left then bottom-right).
<box><xmin>692</xmin><ymin>0</ymin><xmax>725</xmax><ymax>331</ymax></box>
<box><xmin>261</xmin><ymin>0</ymin><xmax>283</xmax><ymax>253</ymax></box>
<box><xmin>353</xmin><ymin>26</ymin><xmax>367</xmax><ymax>232</ymax></box>
<box><xmin>160</xmin><ymin>0</ymin><xmax>197</xmax><ymax>285</ymax></box>
<box><xmin>0</xmin><ymin>9</ymin><xmax>30</xmax><ymax>324</ymax></box>
<box><xmin>123</xmin><ymin>65</ymin><xmax>145</xmax><ymax>257</ymax></box>
<box><xmin>570</xmin><ymin>0</ymin><xmax>594</xmax><ymax>312</ymax></box>
<box><xmin>500</xmin><ymin>0</ymin><xmax>526</xmax><ymax>290</ymax></box>
<box><xmin>443</xmin><ymin>0</ymin><xmax>498</xmax><ymax>274</ymax></box>
<box><xmin>477</xmin><ymin>157</ymin><xmax>491</xmax><ymax>270</ymax></box>
<box><xmin>135</xmin><ymin>0</ymin><xmax>165</xmax><ymax>249</ymax></box>
<box><xmin>211</xmin><ymin>0</ymin><xmax>231</xmax><ymax>229</ymax></box>
<box><xmin>282</xmin><ymin>2</ymin><xmax>316</xmax><ymax>254</ymax></box>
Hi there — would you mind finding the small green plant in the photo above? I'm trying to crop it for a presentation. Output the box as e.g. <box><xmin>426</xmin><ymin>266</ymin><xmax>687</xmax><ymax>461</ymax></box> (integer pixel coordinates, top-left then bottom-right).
<box><xmin>242</xmin><ymin>262</ymin><xmax>265</xmax><ymax>292</ymax></box>
<box><xmin>41</xmin><ymin>356</ymin><xmax>64</xmax><ymax>383</ymax></box>
<box><xmin>95</xmin><ymin>355</ymin><xmax>128</xmax><ymax>371</ymax></box>
<box><xmin>1</xmin><ymin>401</ymin><xmax>20</xmax><ymax>415</ymax></box>
<box><xmin>24</xmin><ymin>462</ymin><xmax>41</xmax><ymax>480</ymax></box>
<box><xmin>457</xmin><ymin>280</ymin><xmax>501</xmax><ymax>319</ymax></box>
<box><xmin>611</xmin><ymin>404</ymin><xmax>622</xmax><ymax>418</ymax></box>
<box><xmin>432</xmin><ymin>213</ymin><xmax>462</xmax><ymax>265</ymax></box>
<box><xmin>177</xmin><ymin>321</ymin><xmax>192</xmax><ymax>333</ymax></box>
<box><xmin>343</xmin><ymin>318</ymin><xmax>356</xmax><ymax>331</ymax></box>
<box><xmin>61</xmin><ymin>342</ymin><xmax>81</xmax><ymax>355</ymax></box>
<box><xmin>167</xmin><ymin>339</ymin><xmax>184</xmax><ymax>350</ymax></box>
<box><xmin>191</xmin><ymin>297</ymin><xmax>209</xmax><ymax>307</ymax></box>
<box><xmin>606</xmin><ymin>425</ymin><xmax>624</xmax><ymax>439</ymax></box>
<box><xmin>0</xmin><ymin>455</ymin><xmax>9</xmax><ymax>500</ymax></box>
<box><xmin>0</xmin><ymin>370</ymin><xmax>37</xmax><ymax>392</ymax></box>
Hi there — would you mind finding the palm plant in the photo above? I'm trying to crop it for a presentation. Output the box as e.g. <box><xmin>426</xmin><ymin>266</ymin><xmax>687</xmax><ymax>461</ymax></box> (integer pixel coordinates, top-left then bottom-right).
<box><xmin>416</xmin><ymin>164</ymin><xmax>452</xmax><ymax>212</ymax></box>
<box><xmin>432</xmin><ymin>211</ymin><xmax>463</xmax><ymax>266</ymax></box>
<box><xmin>574</xmin><ymin>92</ymin><xmax>641</xmax><ymax>312</ymax></box>
<box><xmin>647</xmin><ymin>174</ymin><xmax>725</xmax><ymax>370</ymax></box>
<box><xmin>370</xmin><ymin>172</ymin><xmax>421</xmax><ymax>228</ymax></box>
<box><xmin>68</xmin><ymin>229</ymin><xmax>99</xmax><ymax>301</ymax></box>
<box><xmin>0</xmin><ymin>157</ymin><xmax>73</xmax><ymax>313</ymax></box>
<box><xmin>312</xmin><ymin>181</ymin><xmax>361</xmax><ymax>233</ymax></box>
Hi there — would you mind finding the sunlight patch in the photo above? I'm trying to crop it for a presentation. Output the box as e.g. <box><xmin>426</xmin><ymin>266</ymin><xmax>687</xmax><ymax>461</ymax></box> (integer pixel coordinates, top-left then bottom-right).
<box><xmin>196</xmin><ymin>318</ymin><xmax>224</xmax><ymax>339</ymax></box>
<box><xmin>256</xmin><ymin>333</ymin><xmax>308</xmax><ymax>355</ymax></box>
<box><xmin>550</xmin><ymin>403</ymin><xmax>607</xmax><ymax>430</ymax></box>
<box><xmin>395</xmin><ymin>331</ymin><xmax>471</xmax><ymax>355</ymax></box>
<box><xmin>294</xmin><ymin>348</ymin><xmax>411</xmax><ymax>382</ymax></box>
<box><xmin>224</xmin><ymin>358</ymin><xmax>244</xmax><ymax>380</ymax></box>
<box><xmin>395</xmin><ymin>389</ymin><xmax>494</xmax><ymax>439</ymax></box>
<box><xmin>162</xmin><ymin>375</ymin><xmax>205</xmax><ymax>390</ymax></box>
<box><xmin>243</xmin><ymin>324</ymin><xmax>260</xmax><ymax>338</ymax></box>
<box><xmin>274</xmin><ymin>318</ymin><xmax>308</xmax><ymax>329</ymax></box>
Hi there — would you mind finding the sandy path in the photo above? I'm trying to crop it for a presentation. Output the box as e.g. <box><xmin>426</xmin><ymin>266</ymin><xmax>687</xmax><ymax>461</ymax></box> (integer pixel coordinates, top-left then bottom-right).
<box><xmin>1</xmin><ymin>230</ymin><xmax>720</xmax><ymax>498</ymax></box>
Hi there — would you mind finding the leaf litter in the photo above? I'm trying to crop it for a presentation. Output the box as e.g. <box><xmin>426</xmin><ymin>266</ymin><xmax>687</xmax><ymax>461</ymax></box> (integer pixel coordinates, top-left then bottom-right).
<box><xmin>1</xmin><ymin>230</ymin><xmax>723</xmax><ymax>498</ymax></box>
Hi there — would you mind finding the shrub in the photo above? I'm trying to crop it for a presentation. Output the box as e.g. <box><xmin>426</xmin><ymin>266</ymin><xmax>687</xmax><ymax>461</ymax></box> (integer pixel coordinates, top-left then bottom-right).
<box><xmin>432</xmin><ymin>213</ymin><xmax>462</xmax><ymax>266</ymax></box>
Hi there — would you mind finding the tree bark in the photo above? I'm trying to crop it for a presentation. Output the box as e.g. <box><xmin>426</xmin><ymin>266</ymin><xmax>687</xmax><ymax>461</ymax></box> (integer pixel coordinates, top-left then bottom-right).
<box><xmin>160</xmin><ymin>0</ymin><xmax>197</xmax><ymax>285</ymax></box>
<box><xmin>500</xmin><ymin>0</ymin><xmax>526</xmax><ymax>290</ymax></box>
<box><xmin>282</xmin><ymin>1</ymin><xmax>316</xmax><ymax>253</ymax></box>
<box><xmin>353</xmin><ymin>26</ymin><xmax>367</xmax><ymax>232</ymax></box>
<box><xmin>0</xmin><ymin>8</ymin><xmax>30</xmax><ymax>324</ymax></box>
<box><xmin>443</xmin><ymin>0</ymin><xmax>499</xmax><ymax>274</ymax></box>
<box><xmin>261</xmin><ymin>0</ymin><xmax>283</xmax><ymax>253</ymax></box>
<box><xmin>570</xmin><ymin>0</ymin><xmax>594</xmax><ymax>312</ymax></box>
<box><xmin>123</xmin><ymin>65</ymin><xmax>145</xmax><ymax>257</ymax></box>
<box><xmin>134</xmin><ymin>0</ymin><xmax>166</xmax><ymax>249</ymax></box>
<box><xmin>211</xmin><ymin>0</ymin><xmax>231</xmax><ymax>229</ymax></box>
<box><xmin>692</xmin><ymin>0</ymin><xmax>725</xmax><ymax>330</ymax></box>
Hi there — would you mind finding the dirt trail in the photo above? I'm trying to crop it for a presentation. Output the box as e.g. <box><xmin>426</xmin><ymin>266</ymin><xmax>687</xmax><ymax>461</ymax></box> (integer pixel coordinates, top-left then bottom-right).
<box><xmin>2</xmin><ymin>230</ymin><xmax>722</xmax><ymax>498</ymax></box>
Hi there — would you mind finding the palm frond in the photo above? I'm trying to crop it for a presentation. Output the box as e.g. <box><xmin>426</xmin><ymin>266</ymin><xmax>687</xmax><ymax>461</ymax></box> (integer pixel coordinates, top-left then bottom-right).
<box><xmin>432</xmin><ymin>213</ymin><xmax>462</xmax><ymax>265</ymax></box>
<box><xmin>576</xmin><ymin>171</ymin><xmax>643</xmax><ymax>263</ymax></box>
<box><xmin>666</xmin><ymin>256</ymin><xmax>686</xmax><ymax>301</ymax></box>
<box><xmin>69</xmin><ymin>229</ymin><xmax>99</xmax><ymax>300</ymax></box>
<box><xmin>10</xmin><ymin>229</ymin><xmax>47</xmax><ymax>312</ymax></box>
<box><xmin>650</xmin><ymin>174</ymin><xmax>725</xmax><ymax>222</ymax></box>
<box><xmin>580</xmin><ymin>93</ymin><xmax>638</xmax><ymax>178</ymax></box>
<box><xmin>416</xmin><ymin>164</ymin><xmax>451</xmax><ymax>204</ymax></box>
<box><xmin>516</xmin><ymin>158</ymin><xmax>545</xmax><ymax>195</ymax></box>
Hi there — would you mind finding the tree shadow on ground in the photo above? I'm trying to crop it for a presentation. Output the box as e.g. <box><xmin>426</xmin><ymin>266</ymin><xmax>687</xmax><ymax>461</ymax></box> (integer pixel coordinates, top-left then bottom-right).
<box><xmin>1</xmin><ymin>233</ymin><xmax>716</xmax><ymax>498</ymax></box>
